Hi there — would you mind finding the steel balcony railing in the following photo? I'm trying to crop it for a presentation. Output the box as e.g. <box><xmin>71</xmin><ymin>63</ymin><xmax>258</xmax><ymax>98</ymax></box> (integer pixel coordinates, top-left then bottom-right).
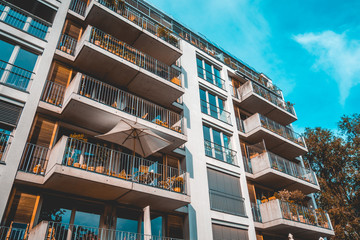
<box><xmin>57</xmin><ymin>34</ymin><xmax>78</xmax><ymax>56</ymax></box>
<box><xmin>235</xmin><ymin>117</ymin><xmax>245</xmax><ymax>133</ymax></box>
<box><xmin>279</xmin><ymin>201</ymin><xmax>332</xmax><ymax>230</ymax></box>
<box><xmin>18</xmin><ymin>143</ymin><xmax>49</xmax><ymax>176</ymax></box>
<box><xmin>251</xmin><ymin>81</ymin><xmax>295</xmax><ymax>115</ymax></box>
<box><xmin>45</xmin><ymin>221</ymin><xmax>183</xmax><ymax>240</ymax></box>
<box><xmin>0</xmin><ymin>131</ymin><xmax>11</xmax><ymax>162</ymax></box>
<box><xmin>89</xmin><ymin>27</ymin><xmax>182</xmax><ymax>86</ymax></box>
<box><xmin>197</xmin><ymin>67</ymin><xmax>225</xmax><ymax>90</ymax></box>
<box><xmin>41</xmin><ymin>81</ymin><xmax>66</xmax><ymax>107</ymax></box>
<box><xmin>204</xmin><ymin>140</ymin><xmax>237</xmax><ymax>164</ymax></box>
<box><xmin>0</xmin><ymin>60</ymin><xmax>33</xmax><ymax>91</ymax></box>
<box><xmin>69</xmin><ymin>0</ymin><xmax>87</xmax><ymax>15</ymax></box>
<box><xmin>251</xmin><ymin>202</ymin><xmax>262</xmax><ymax>222</ymax></box>
<box><xmin>209</xmin><ymin>189</ymin><xmax>246</xmax><ymax>217</ymax></box>
<box><xmin>78</xmin><ymin>74</ymin><xmax>184</xmax><ymax>134</ymax></box>
<box><xmin>0</xmin><ymin>225</ymin><xmax>28</xmax><ymax>240</ymax></box>
<box><xmin>0</xmin><ymin>0</ymin><xmax>50</xmax><ymax>39</ymax></box>
<box><xmin>63</xmin><ymin>137</ymin><xmax>188</xmax><ymax>194</ymax></box>
<box><xmin>95</xmin><ymin>0</ymin><xmax>180</xmax><ymax>48</ymax></box>
<box><xmin>259</xmin><ymin>114</ymin><xmax>306</xmax><ymax>147</ymax></box>
<box><xmin>268</xmin><ymin>152</ymin><xmax>317</xmax><ymax>185</ymax></box>
<box><xmin>242</xmin><ymin>156</ymin><xmax>252</xmax><ymax>173</ymax></box>
<box><xmin>200</xmin><ymin>100</ymin><xmax>231</xmax><ymax>124</ymax></box>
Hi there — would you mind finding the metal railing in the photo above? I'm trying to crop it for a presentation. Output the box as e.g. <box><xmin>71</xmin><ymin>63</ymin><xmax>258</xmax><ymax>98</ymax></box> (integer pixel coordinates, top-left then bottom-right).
<box><xmin>197</xmin><ymin>67</ymin><xmax>225</xmax><ymax>90</ymax></box>
<box><xmin>0</xmin><ymin>0</ymin><xmax>50</xmax><ymax>40</ymax></box>
<box><xmin>204</xmin><ymin>140</ymin><xmax>236</xmax><ymax>164</ymax></box>
<box><xmin>41</xmin><ymin>81</ymin><xmax>66</xmax><ymax>107</ymax></box>
<box><xmin>57</xmin><ymin>34</ymin><xmax>78</xmax><ymax>56</ymax></box>
<box><xmin>251</xmin><ymin>203</ymin><xmax>262</xmax><ymax>222</ymax></box>
<box><xmin>78</xmin><ymin>74</ymin><xmax>184</xmax><ymax>134</ymax></box>
<box><xmin>18</xmin><ymin>143</ymin><xmax>49</xmax><ymax>176</ymax></box>
<box><xmin>69</xmin><ymin>0</ymin><xmax>87</xmax><ymax>15</ymax></box>
<box><xmin>259</xmin><ymin>114</ymin><xmax>306</xmax><ymax>147</ymax></box>
<box><xmin>46</xmin><ymin>222</ymin><xmax>183</xmax><ymax>240</ymax></box>
<box><xmin>280</xmin><ymin>201</ymin><xmax>332</xmax><ymax>229</ymax></box>
<box><xmin>95</xmin><ymin>0</ymin><xmax>180</xmax><ymax>49</ymax></box>
<box><xmin>0</xmin><ymin>132</ymin><xmax>11</xmax><ymax>162</ymax></box>
<box><xmin>242</xmin><ymin>156</ymin><xmax>252</xmax><ymax>173</ymax></box>
<box><xmin>0</xmin><ymin>225</ymin><xmax>28</xmax><ymax>240</ymax></box>
<box><xmin>268</xmin><ymin>152</ymin><xmax>316</xmax><ymax>185</ymax></box>
<box><xmin>63</xmin><ymin>137</ymin><xmax>187</xmax><ymax>194</ymax></box>
<box><xmin>200</xmin><ymin>100</ymin><xmax>231</xmax><ymax>124</ymax></box>
<box><xmin>251</xmin><ymin>82</ymin><xmax>295</xmax><ymax>116</ymax></box>
<box><xmin>89</xmin><ymin>27</ymin><xmax>182</xmax><ymax>86</ymax></box>
<box><xmin>235</xmin><ymin>117</ymin><xmax>245</xmax><ymax>133</ymax></box>
<box><xmin>209</xmin><ymin>189</ymin><xmax>246</xmax><ymax>217</ymax></box>
<box><xmin>0</xmin><ymin>60</ymin><xmax>33</xmax><ymax>91</ymax></box>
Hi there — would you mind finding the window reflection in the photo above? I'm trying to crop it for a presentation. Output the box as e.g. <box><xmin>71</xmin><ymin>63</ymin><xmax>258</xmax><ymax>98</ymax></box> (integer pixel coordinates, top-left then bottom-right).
<box><xmin>151</xmin><ymin>216</ymin><xmax>162</xmax><ymax>237</ymax></box>
<box><xmin>116</xmin><ymin>208</ymin><xmax>140</xmax><ymax>234</ymax></box>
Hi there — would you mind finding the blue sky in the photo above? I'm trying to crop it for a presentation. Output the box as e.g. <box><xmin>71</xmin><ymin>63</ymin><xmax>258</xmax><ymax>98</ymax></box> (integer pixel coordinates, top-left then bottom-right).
<box><xmin>145</xmin><ymin>0</ymin><xmax>360</xmax><ymax>133</ymax></box>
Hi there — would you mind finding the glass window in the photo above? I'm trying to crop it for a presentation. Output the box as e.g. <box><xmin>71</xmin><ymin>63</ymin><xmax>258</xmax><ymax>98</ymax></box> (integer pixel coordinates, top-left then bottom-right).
<box><xmin>151</xmin><ymin>216</ymin><xmax>162</xmax><ymax>237</ymax></box>
<box><xmin>212</xmin><ymin>129</ymin><xmax>223</xmax><ymax>161</ymax></box>
<box><xmin>212</xmin><ymin>224</ymin><xmax>249</xmax><ymax>240</ymax></box>
<box><xmin>199</xmin><ymin>89</ymin><xmax>207</xmax><ymax>114</ymax></box>
<box><xmin>203</xmin><ymin>125</ymin><xmax>211</xmax><ymax>141</ymax></box>
<box><xmin>74</xmin><ymin>211</ymin><xmax>100</xmax><ymax>228</ymax></box>
<box><xmin>116</xmin><ymin>208</ymin><xmax>140</xmax><ymax>234</ymax></box>
<box><xmin>208</xmin><ymin>94</ymin><xmax>217</xmax><ymax>119</ymax></box>
<box><xmin>13</xmin><ymin>49</ymin><xmax>38</xmax><ymax>71</ymax></box>
<box><xmin>0</xmin><ymin>40</ymin><xmax>15</xmax><ymax>62</ymax></box>
<box><xmin>203</xmin><ymin>125</ymin><xmax>234</xmax><ymax>163</ymax></box>
<box><xmin>205</xmin><ymin>62</ymin><xmax>213</xmax><ymax>83</ymax></box>
<box><xmin>214</xmin><ymin>68</ymin><xmax>222</xmax><ymax>88</ymax></box>
<box><xmin>196</xmin><ymin>58</ymin><xmax>204</xmax><ymax>79</ymax></box>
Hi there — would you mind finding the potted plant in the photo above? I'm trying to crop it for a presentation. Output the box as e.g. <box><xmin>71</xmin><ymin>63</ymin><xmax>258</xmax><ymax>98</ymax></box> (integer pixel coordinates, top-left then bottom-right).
<box><xmin>168</xmin><ymin>35</ymin><xmax>178</xmax><ymax>46</ymax></box>
<box><xmin>173</xmin><ymin>176</ymin><xmax>184</xmax><ymax>193</ymax></box>
<box><xmin>95</xmin><ymin>144</ymin><xmax>108</xmax><ymax>174</ymax></box>
<box><xmin>157</xmin><ymin>26</ymin><xmax>169</xmax><ymax>40</ymax></box>
<box><xmin>67</xmin><ymin>157</ymin><xmax>74</xmax><ymax>166</ymax></box>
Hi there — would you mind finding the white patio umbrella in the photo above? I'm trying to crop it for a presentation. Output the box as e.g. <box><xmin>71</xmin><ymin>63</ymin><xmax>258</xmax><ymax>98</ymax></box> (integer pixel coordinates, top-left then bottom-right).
<box><xmin>96</xmin><ymin>119</ymin><xmax>171</xmax><ymax>157</ymax></box>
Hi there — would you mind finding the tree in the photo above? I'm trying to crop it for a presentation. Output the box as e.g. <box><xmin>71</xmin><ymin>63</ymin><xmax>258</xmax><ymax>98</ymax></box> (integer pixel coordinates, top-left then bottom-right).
<box><xmin>303</xmin><ymin>114</ymin><xmax>360</xmax><ymax>240</ymax></box>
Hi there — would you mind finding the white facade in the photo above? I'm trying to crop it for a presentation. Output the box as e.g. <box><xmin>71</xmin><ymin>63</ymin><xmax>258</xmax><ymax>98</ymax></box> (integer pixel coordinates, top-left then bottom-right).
<box><xmin>0</xmin><ymin>0</ymin><xmax>334</xmax><ymax>239</ymax></box>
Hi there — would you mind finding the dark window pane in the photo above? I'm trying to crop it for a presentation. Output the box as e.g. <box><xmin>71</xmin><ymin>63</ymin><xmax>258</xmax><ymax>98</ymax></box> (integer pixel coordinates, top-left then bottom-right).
<box><xmin>196</xmin><ymin>58</ymin><xmax>204</xmax><ymax>79</ymax></box>
<box><xmin>151</xmin><ymin>216</ymin><xmax>162</xmax><ymax>236</ymax></box>
<box><xmin>214</xmin><ymin>68</ymin><xmax>222</xmax><ymax>88</ymax></box>
<box><xmin>199</xmin><ymin>89</ymin><xmax>207</xmax><ymax>114</ymax></box>
<box><xmin>0</xmin><ymin>39</ymin><xmax>15</xmax><ymax>62</ymax></box>
<box><xmin>212</xmin><ymin>129</ymin><xmax>223</xmax><ymax>161</ymax></box>
<box><xmin>208</xmin><ymin>94</ymin><xmax>218</xmax><ymax>119</ymax></box>
<box><xmin>13</xmin><ymin>48</ymin><xmax>38</xmax><ymax>71</ymax></box>
<box><xmin>205</xmin><ymin>62</ymin><xmax>213</xmax><ymax>83</ymax></box>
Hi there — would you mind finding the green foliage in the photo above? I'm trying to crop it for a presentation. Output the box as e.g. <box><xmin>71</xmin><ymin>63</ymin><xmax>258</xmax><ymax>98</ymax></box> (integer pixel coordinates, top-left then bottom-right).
<box><xmin>303</xmin><ymin>114</ymin><xmax>360</xmax><ymax>239</ymax></box>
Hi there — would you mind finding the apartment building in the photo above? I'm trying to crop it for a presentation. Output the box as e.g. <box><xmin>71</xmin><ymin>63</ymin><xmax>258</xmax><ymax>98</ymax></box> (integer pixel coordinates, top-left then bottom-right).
<box><xmin>0</xmin><ymin>0</ymin><xmax>335</xmax><ymax>239</ymax></box>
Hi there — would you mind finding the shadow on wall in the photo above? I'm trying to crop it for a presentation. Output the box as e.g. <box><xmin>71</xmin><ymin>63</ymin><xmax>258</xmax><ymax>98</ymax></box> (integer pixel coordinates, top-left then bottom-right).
<box><xmin>188</xmin><ymin>204</ymin><xmax>198</xmax><ymax>240</ymax></box>
<box><xmin>185</xmin><ymin>146</ymin><xmax>194</xmax><ymax>179</ymax></box>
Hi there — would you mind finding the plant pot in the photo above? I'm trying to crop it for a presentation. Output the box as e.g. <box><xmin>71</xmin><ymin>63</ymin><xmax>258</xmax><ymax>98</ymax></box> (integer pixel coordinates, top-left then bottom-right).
<box><xmin>268</xmin><ymin>196</ymin><xmax>276</xmax><ymax>201</ymax></box>
<box><xmin>81</xmin><ymin>164</ymin><xmax>87</xmax><ymax>169</ymax></box>
<box><xmin>74</xmin><ymin>162</ymin><xmax>80</xmax><ymax>168</ymax></box>
<box><xmin>33</xmin><ymin>164</ymin><xmax>42</xmax><ymax>174</ymax></box>
<box><xmin>67</xmin><ymin>158</ymin><xmax>74</xmax><ymax>166</ymax></box>
<box><xmin>88</xmin><ymin>166</ymin><xmax>95</xmax><ymax>172</ymax></box>
<box><xmin>96</xmin><ymin>166</ymin><xmax>104</xmax><ymax>173</ymax></box>
<box><xmin>95</xmin><ymin>40</ymin><xmax>100</xmax><ymax>46</ymax></box>
<box><xmin>174</xmin><ymin>187</ymin><xmax>181</xmax><ymax>193</ymax></box>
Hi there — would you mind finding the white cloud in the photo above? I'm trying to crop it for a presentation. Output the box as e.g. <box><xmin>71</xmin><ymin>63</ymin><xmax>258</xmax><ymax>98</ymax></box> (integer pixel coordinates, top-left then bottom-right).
<box><xmin>293</xmin><ymin>31</ymin><xmax>360</xmax><ymax>105</ymax></box>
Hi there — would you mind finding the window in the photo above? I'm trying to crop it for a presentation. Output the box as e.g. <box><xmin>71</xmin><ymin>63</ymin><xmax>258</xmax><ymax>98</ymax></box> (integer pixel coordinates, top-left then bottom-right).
<box><xmin>207</xmin><ymin>168</ymin><xmax>246</xmax><ymax>216</ymax></box>
<box><xmin>196</xmin><ymin>57</ymin><xmax>224</xmax><ymax>89</ymax></box>
<box><xmin>0</xmin><ymin>39</ymin><xmax>38</xmax><ymax>91</ymax></box>
<box><xmin>212</xmin><ymin>224</ymin><xmax>249</xmax><ymax>240</ymax></box>
<box><xmin>203</xmin><ymin>125</ymin><xmax>235</xmax><ymax>164</ymax></box>
<box><xmin>199</xmin><ymin>89</ymin><xmax>230</xmax><ymax>123</ymax></box>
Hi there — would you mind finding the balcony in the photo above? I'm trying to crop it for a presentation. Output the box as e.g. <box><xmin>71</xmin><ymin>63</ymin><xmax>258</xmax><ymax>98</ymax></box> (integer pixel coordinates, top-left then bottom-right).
<box><xmin>200</xmin><ymin>100</ymin><xmax>231</xmax><ymax>124</ymax></box>
<box><xmin>204</xmin><ymin>140</ymin><xmax>237</xmax><ymax>165</ymax></box>
<box><xmin>28</xmin><ymin>221</ymin><xmax>183</xmax><ymax>240</ymax></box>
<box><xmin>40</xmin><ymin>74</ymin><xmax>186</xmax><ymax>150</ymax></box>
<box><xmin>0</xmin><ymin>60</ymin><xmax>33</xmax><ymax>91</ymax></box>
<box><xmin>0</xmin><ymin>225</ymin><xmax>27</xmax><ymax>240</ymax></box>
<box><xmin>0</xmin><ymin>0</ymin><xmax>50</xmax><ymax>40</ymax></box>
<box><xmin>249</xmin><ymin>151</ymin><xmax>319</xmax><ymax>194</ymax></box>
<box><xmin>233</xmin><ymin>81</ymin><xmax>296</xmax><ymax>125</ymax></box>
<box><xmin>0</xmin><ymin>131</ymin><xmax>11</xmax><ymax>162</ymax></box>
<box><xmin>243</xmin><ymin>114</ymin><xmax>307</xmax><ymax>159</ymax></box>
<box><xmin>17</xmin><ymin>136</ymin><xmax>190</xmax><ymax>211</ymax></box>
<box><xmin>257</xmin><ymin>199</ymin><xmax>334</xmax><ymax>239</ymax></box>
<box><xmin>70</xmin><ymin>0</ymin><xmax>181</xmax><ymax>65</ymax></box>
<box><xmin>58</xmin><ymin>26</ymin><xmax>183</xmax><ymax>106</ymax></box>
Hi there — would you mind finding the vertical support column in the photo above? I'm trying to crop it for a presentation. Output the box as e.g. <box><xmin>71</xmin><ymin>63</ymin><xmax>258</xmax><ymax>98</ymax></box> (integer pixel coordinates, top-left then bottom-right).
<box><xmin>143</xmin><ymin>205</ymin><xmax>151</xmax><ymax>239</ymax></box>
<box><xmin>23</xmin><ymin>16</ymin><xmax>32</xmax><ymax>32</ymax></box>
<box><xmin>0</xmin><ymin>45</ymin><xmax>20</xmax><ymax>84</ymax></box>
